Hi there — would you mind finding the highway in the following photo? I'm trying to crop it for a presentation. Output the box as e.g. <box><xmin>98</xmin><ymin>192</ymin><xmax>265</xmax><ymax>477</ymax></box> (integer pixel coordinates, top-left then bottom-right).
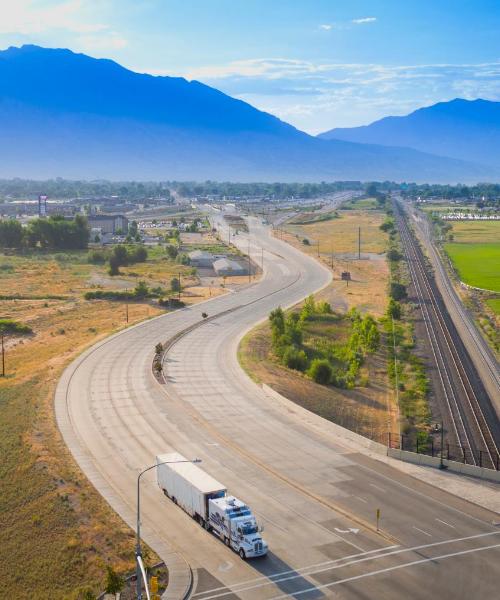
<box><xmin>395</xmin><ymin>201</ymin><xmax>500</xmax><ymax>469</ymax></box>
<box><xmin>56</xmin><ymin>211</ymin><xmax>500</xmax><ymax>599</ymax></box>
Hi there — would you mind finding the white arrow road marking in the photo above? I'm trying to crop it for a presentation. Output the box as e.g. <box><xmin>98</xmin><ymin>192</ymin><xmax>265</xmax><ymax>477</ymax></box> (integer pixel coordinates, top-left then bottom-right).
<box><xmin>334</xmin><ymin>527</ymin><xmax>360</xmax><ymax>534</ymax></box>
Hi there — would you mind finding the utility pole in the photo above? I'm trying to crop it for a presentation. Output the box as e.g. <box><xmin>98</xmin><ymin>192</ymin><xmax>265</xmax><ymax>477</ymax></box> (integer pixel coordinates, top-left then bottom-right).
<box><xmin>392</xmin><ymin>317</ymin><xmax>400</xmax><ymax>415</ymax></box>
<box><xmin>439</xmin><ymin>421</ymin><xmax>447</xmax><ymax>469</ymax></box>
<box><xmin>125</xmin><ymin>289</ymin><xmax>129</xmax><ymax>323</ymax></box>
<box><xmin>317</xmin><ymin>240</ymin><xmax>320</xmax><ymax>257</ymax></box>
<box><xmin>1</xmin><ymin>333</ymin><xmax>4</xmax><ymax>377</ymax></box>
<box><xmin>248</xmin><ymin>239</ymin><xmax>251</xmax><ymax>284</ymax></box>
<box><xmin>331</xmin><ymin>243</ymin><xmax>334</xmax><ymax>269</ymax></box>
<box><xmin>178</xmin><ymin>272</ymin><xmax>181</xmax><ymax>301</ymax></box>
<box><xmin>261</xmin><ymin>247</ymin><xmax>264</xmax><ymax>272</ymax></box>
<box><xmin>358</xmin><ymin>226</ymin><xmax>361</xmax><ymax>260</ymax></box>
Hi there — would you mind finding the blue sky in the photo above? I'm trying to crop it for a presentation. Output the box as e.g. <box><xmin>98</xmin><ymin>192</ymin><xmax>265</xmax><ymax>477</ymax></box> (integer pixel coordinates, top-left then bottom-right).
<box><xmin>0</xmin><ymin>0</ymin><xmax>499</xmax><ymax>133</ymax></box>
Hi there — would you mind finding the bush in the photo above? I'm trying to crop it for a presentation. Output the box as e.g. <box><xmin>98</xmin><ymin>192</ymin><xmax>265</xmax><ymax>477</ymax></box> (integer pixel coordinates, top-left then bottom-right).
<box><xmin>282</xmin><ymin>346</ymin><xmax>308</xmax><ymax>371</ymax></box>
<box><xmin>170</xmin><ymin>277</ymin><xmax>181</xmax><ymax>292</ymax></box>
<box><xmin>387</xmin><ymin>248</ymin><xmax>403</xmax><ymax>262</ymax></box>
<box><xmin>87</xmin><ymin>249</ymin><xmax>107</xmax><ymax>264</ymax></box>
<box><xmin>302</xmin><ymin>238</ymin><xmax>310</xmax><ymax>245</ymax></box>
<box><xmin>308</xmin><ymin>359</ymin><xmax>332</xmax><ymax>384</ymax></box>
<box><xmin>0</xmin><ymin>319</ymin><xmax>32</xmax><ymax>335</ymax></box>
<box><xmin>387</xmin><ymin>298</ymin><xmax>402</xmax><ymax>320</ymax></box>
<box><xmin>390</xmin><ymin>282</ymin><xmax>407</xmax><ymax>301</ymax></box>
<box><xmin>104</xmin><ymin>566</ymin><xmax>123</xmax><ymax>594</ymax></box>
<box><xmin>165</xmin><ymin>244</ymin><xmax>178</xmax><ymax>259</ymax></box>
<box><xmin>317</xmin><ymin>301</ymin><xmax>332</xmax><ymax>314</ymax></box>
<box><xmin>129</xmin><ymin>245</ymin><xmax>148</xmax><ymax>263</ymax></box>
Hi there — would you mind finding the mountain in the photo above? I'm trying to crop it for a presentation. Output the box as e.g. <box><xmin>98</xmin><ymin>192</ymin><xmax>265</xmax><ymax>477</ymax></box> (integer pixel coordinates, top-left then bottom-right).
<box><xmin>0</xmin><ymin>45</ymin><xmax>495</xmax><ymax>182</ymax></box>
<box><xmin>319</xmin><ymin>99</ymin><xmax>500</xmax><ymax>170</ymax></box>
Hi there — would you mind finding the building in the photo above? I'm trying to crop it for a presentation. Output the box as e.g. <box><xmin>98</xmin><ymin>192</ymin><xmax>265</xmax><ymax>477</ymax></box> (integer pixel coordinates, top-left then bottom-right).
<box><xmin>213</xmin><ymin>257</ymin><xmax>247</xmax><ymax>277</ymax></box>
<box><xmin>188</xmin><ymin>250</ymin><xmax>215</xmax><ymax>267</ymax></box>
<box><xmin>87</xmin><ymin>214</ymin><xmax>129</xmax><ymax>234</ymax></box>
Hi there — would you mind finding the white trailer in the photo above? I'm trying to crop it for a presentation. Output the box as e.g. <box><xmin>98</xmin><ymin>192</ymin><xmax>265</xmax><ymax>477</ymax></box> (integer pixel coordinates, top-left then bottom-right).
<box><xmin>156</xmin><ymin>452</ymin><xmax>226</xmax><ymax>526</ymax></box>
<box><xmin>156</xmin><ymin>453</ymin><xmax>268</xmax><ymax>559</ymax></box>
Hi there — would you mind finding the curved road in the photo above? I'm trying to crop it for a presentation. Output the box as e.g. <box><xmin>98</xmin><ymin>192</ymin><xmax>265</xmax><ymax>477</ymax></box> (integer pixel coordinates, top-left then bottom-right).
<box><xmin>56</xmin><ymin>214</ymin><xmax>500</xmax><ymax>600</ymax></box>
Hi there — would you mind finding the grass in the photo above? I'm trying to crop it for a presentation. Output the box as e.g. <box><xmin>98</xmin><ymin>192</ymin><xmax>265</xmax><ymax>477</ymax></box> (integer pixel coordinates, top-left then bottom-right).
<box><xmin>0</xmin><ymin>244</ymin><xmax>230</xmax><ymax>598</ymax></box>
<box><xmin>486</xmin><ymin>298</ymin><xmax>500</xmax><ymax>315</ymax></box>
<box><xmin>445</xmin><ymin>243</ymin><xmax>500</xmax><ymax>292</ymax></box>
<box><xmin>239</xmin><ymin>310</ymin><xmax>397</xmax><ymax>442</ymax></box>
<box><xmin>449</xmin><ymin>220</ymin><xmax>500</xmax><ymax>243</ymax></box>
<box><xmin>280</xmin><ymin>208</ymin><xmax>390</xmax><ymax>316</ymax></box>
<box><xmin>340</xmin><ymin>197</ymin><xmax>379</xmax><ymax>210</ymax></box>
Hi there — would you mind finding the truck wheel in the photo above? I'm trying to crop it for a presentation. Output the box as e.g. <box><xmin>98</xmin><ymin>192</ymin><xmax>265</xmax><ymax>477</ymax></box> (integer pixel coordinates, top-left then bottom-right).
<box><xmin>239</xmin><ymin>549</ymin><xmax>246</xmax><ymax>560</ymax></box>
<box><xmin>224</xmin><ymin>537</ymin><xmax>230</xmax><ymax>547</ymax></box>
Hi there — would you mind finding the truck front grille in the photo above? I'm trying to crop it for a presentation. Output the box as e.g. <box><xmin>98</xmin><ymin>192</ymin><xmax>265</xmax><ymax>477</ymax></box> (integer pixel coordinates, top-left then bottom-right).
<box><xmin>254</xmin><ymin>542</ymin><xmax>263</xmax><ymax>552</ymax></box>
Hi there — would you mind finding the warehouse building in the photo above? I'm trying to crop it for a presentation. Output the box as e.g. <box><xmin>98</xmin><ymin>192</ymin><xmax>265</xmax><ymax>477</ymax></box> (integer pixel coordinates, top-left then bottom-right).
<box><xmin>87</xmin><ymin>214</ymin><xmax>129</xmax><ymax>234</ymax></box>
<box><xmin>213</xmin><ymin>257</ymin><xmax>247</xmax><ymax>277</ymax></box>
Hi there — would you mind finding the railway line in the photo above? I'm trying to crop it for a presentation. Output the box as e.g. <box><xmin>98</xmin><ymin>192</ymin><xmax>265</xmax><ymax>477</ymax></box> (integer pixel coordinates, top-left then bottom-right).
<box><xmin>395</xmin><ymin>200</ymin><xmax>500</xmax><ymax>469</ymax></box>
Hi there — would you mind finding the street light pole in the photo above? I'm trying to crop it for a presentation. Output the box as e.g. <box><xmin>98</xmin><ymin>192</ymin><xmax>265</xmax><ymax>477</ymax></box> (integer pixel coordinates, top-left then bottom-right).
<box><xmin>135</xmin><ymin>458</ymin><xmax>201</xmax><ymax>600</ymax></box>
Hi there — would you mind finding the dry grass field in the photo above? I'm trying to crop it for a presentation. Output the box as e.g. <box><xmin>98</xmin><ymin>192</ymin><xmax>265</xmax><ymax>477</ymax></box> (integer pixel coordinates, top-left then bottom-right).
<box><xmin>0</xmin><ymin>246</ymin><xmax>226</xmax><ymax>599</ymax></box>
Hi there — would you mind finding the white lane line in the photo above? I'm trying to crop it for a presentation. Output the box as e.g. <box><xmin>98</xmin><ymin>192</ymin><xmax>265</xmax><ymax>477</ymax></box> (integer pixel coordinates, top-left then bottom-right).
<box><xmin>413</xmin><ymin>526</ymin><xmax>432</xmax><ymax>537</ymax></box>
<box><xmin>436</xmin><ymin>518</ymin><xmax>455</xmax><ymax>529</ymax></box>
<box><xmin>369</xmin><ymin>483</ymin><xmax>386</xmax><ymax>493</ymax></box>
<box><xmin>196</xmin><ymin>531</ymin><xmax>500</xmax><ymax>600</ymax></box>
<box><xmin>269</xmin><ymin>542</ymin><xmax>500</xmax><ymax>599</ymax></box>
<box><xmin>354</xmin><ymin>496</ymin><xmax>368</xmax><ymax>504</ymax></box>
<box><xmin>190</xmin><ymin>546</ymin><xmax>399</xmax><ymax>598</ymax></box>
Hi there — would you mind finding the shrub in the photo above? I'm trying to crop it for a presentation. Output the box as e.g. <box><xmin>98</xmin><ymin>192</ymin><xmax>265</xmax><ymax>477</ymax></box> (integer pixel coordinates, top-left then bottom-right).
<box><xmin>387</xmin><ymin>248</ymin><xmax>403</xmax><ymax>262</ymax></box>
<box><xmin>170</xmin><ymin>277</ymin><xmax>181</xmax><ymax>292</ymax></box>
<box><xmin>317</xmin><ymin>301</ymin><xmax>332</xmax><ymax>314</ymax></box>
<box><xmin>87</xmin><ymin>249</ymin><xmax>107</xmax><ymax>264</ymax></box>
<box><xmin>308</xmin><ymin>359</ymin><xmax>332</xmax><ymax>384</ymax></box>
<box><xmin>129</xmin><ymin>245</ymin><xmax>148</xmax><ymax>263</ymax></box>
<box><xmin>165</xmin><ymin>244</ymin><xmax>178</xmax><ymax>259</ymax></box>
<box><xmin>387</xmin><ymin>298</ymin><xmax>402</xmax><ymax>320</ymax></box>
<box><xmin>155</xmin><ymin>342</ymin><xmax>163</xmax><ymax>354</ymax></box>
<box><xmin>282</xmin><ymin>346</ymin><xmax>308</xmax><ymax>371</ymax></box>
<box><xmin>0</xmin><ymin>319</ymin><xmax>32</xmax><ymax>335</ymax></box>
<box><xmin>390</xmin><ymin>282</ymin><xmax>407</xmax><ymax>301</ymax></box>
<box><xmin>104</xmin><ymin>566</ymin><xmax>123</xmax><ymax>594</ymax></box>
<box><xmin>302</xmin><ymin>238</ymin><xmax>310</xmax><ymax>245</ymax></box>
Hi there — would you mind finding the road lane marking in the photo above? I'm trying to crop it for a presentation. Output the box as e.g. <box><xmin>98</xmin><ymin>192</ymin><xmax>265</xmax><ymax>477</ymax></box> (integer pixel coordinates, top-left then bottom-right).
<box><xmin>436</xmin><ymin>518</ymin><xmax>455</xmax><ymax>529</ymax></box>
<box><xmin>269</xmin><ymin>542</ymin><xmax>500</xmax><ymax>599</ymax></box>
<box><xmin>354</xmin><ymin>496</ymin><xmax>368</xmax><ymax>503</ymax></box>
<box><xmin>369</xmin><ymin>483</ymin><xmax>386</xmax><ymax>493</ymax></box>
<box><xmin>194</xmin><ymin>532</ymin><xmax>500</xmax><ymax>599</ymax></box>
<box><xmin>412</xmin><ymin>526</ymin><xmax>432</xmax><ymax>537</ymax></box>
<box><xmin>191</xmin><ymin>546</ymin><xmax>399</xmax><ymax>598</ymax></box>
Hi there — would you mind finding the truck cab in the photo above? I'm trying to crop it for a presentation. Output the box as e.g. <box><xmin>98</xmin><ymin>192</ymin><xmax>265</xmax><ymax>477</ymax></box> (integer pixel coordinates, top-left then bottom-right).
<box><xmin>208</xmin><ymin>496</ymin><xmax>268</xmax><ymax>559</ymax></box>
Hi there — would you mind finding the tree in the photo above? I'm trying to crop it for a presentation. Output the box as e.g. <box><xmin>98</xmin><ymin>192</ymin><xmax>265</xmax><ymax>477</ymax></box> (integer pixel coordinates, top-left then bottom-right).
<box><xmin>0</xmin><ymin>219</ymin><xmax>24</xmax><ymax>248</ymax></box>
<box><xmin>365</xmin><ymin>182</ymin><xmax>378</xmax><ymax>197</ymax></box>
<box><xmin>170</xmin><ymin>277</ymin><xmax>181</xmax><ymax>292</ymax></box>
<box><xmin>134</xmin><ymin>281</ymin><xmax>149</xmax><ymax>298</ymax></box>
<box><xmin>165</xmin><ymin>244</ymin><xmax>178</xmax><ymax>259</ymax></box>
<box><xmin>129</xmin><ymin>220</ymin><xmax>138</xmax><ymax>236</ymax></box>
<box><xmin>387</xmin><ymin>298</ymin><xmax>402</xmax><ymax>320</ymax></box>
<box><xmin>390</xmin><ymin>282</ymin><xmax>407</xmax><ymax>301</ymax></box>
<box><xmin>104</xmin><ymin>566</ymin><xmax>123</xmax><ymax>594</ymax></box>
<box><xmin>108</xmin><ymin>253</ymin><xmax>121</xmax><ymax>276</ymax></box>
<box><xmin>387</xmin><ymin>248</ymin><xmax>402</xmax><ymax>262</ymax></box>
<box><xmin>308</xmin><ymin>359</ymin><xmax>332</xmax><ymax>384</ymax></box>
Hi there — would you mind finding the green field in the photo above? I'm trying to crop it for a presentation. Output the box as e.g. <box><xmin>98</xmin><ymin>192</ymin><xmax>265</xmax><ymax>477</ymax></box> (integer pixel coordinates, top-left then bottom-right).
<box><xmin>486</xmin><ymin>298</ymin><xmax>500</xmax><ymax>315</ymax></box>
<box><xmin>445</xmin><ymin>243</ymin><xmax>500</xmax><ymax>292</ymax></box>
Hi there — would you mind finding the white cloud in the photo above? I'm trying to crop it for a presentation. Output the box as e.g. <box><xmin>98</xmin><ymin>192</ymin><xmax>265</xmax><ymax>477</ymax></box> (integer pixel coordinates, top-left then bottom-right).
<box><xmin>352</xmin><ymin>17</ymin><xmax>377</xmax><ymax>24</ymax></box>
<box><xmin>77</xmin><ymin>32</ymin><xmax>128</xmax><ymax>52</ymax></box>
<box><xmin>319</xmin><ymin>24</ymin><xmax>332</xmax><ymax>30</ymax></box>
<box><xmin>175</xmin><ymin>57</ymin><xmax>500</xmax><ymax>133</ymax></box>
<box><xmin>0</xmin><ymin>0</ymin><xmax>109</xmax><ymax>34</ymax></box>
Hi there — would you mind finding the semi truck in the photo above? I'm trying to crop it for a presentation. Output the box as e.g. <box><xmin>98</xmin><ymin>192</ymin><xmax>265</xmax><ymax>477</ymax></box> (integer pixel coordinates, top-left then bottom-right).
<box><xmin>156</xmin><ymin>452</ymin><xmax>268</xmax><ymax>559</ymax></box>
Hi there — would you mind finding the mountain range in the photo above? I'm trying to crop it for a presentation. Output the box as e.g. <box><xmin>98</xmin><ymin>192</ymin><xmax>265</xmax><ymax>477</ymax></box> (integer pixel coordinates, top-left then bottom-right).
<box><xmin>0</xmin><ymin>45</ymin><xmax>497</xmax><ymax>182</ymax></box>
<box><xmin>319</xmin><ymin>98</ymin><xmax>500</xmax><ymax>170</ymax></box>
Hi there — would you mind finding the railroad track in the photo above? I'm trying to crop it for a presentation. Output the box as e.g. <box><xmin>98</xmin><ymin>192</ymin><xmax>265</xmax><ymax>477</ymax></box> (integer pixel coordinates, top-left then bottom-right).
<box><xmin>395</xmin><ymin>200</ymin><xmax>500</xmax><ymax>470</ymax></box>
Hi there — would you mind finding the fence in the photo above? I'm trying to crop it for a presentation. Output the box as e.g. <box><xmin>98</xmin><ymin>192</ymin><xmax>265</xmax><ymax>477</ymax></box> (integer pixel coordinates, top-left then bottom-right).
<box><xmin>387</xmin><ymin>432</ymin><xmax>500</xmax><ymax>471</ymax></box>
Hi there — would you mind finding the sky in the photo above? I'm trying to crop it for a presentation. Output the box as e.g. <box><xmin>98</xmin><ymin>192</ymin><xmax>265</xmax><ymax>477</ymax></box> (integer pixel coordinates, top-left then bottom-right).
<box><xmin>0</xmin><ymin>0</ymin><xmax>499</xmax><ymax>133</ymax></box>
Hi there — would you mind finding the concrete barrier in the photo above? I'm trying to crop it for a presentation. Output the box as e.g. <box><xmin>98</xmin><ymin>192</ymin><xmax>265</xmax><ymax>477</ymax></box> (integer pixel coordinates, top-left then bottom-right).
<box><xmin>388</xmin><ymin>448</ymin><xmax>500</xmax><ymax>484</ymax></box>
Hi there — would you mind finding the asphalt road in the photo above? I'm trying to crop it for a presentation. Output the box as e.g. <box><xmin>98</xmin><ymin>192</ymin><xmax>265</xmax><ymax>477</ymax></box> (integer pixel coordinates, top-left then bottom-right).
<box><xmin>56</xmin><ymin>211</ymin><xmax>500</xmax><ymax>599</ymax></box>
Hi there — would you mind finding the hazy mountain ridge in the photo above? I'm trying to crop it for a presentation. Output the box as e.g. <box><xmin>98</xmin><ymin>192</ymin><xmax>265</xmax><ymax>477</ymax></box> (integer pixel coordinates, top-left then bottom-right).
<box><xmin>319</xmin><ymin>99</ymin><xmax>500</xmax><ymax>169</ymax></box>
<box><xmin>0</xmin><ymin>45</ymin><xmax>495</xmax><ymax>182</ymax></box>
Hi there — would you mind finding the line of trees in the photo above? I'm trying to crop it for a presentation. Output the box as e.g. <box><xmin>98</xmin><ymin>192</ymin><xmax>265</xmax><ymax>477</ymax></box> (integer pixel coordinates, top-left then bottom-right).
<box><xmin>0</xmin><ymin>215</ymin><xmax>89</xmax><ymax>250</ymax></box>
<box><xmin>269</xmin><ymin>298</ymin><xmax>380</xmax><ymax>388</ymax></box>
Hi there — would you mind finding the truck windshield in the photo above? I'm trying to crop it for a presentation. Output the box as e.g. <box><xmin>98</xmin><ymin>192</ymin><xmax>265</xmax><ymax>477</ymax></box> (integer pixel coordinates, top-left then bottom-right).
<box><xmin>241</xmin><ymin>523</ymin><xmax>258</xmax><ymax>535</ymax></box>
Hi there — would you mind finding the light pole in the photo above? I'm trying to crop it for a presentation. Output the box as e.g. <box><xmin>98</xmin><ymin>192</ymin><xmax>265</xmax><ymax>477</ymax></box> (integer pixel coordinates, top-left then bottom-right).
<box><xmin>135</xmin><ymin>458</ymin><xmax>201</xmax><ymax>600</ymax></box>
